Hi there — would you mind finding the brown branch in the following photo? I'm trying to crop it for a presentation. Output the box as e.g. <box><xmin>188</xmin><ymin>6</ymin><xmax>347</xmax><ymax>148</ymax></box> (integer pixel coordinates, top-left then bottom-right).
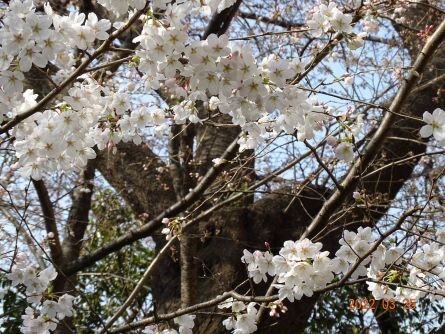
<box><xmin>98</xmin><ymin>237</ymin><xmax>177</xmax><ymax>333</ymax></box>
<box><xmin>239</xmin><ymin>10</ymin><xmax>395</xmax><ymax>45</ymax></box>
<box><xmin>203</xmin><ymin>0</ymin><xmax>243</xmax><ymax>38</ymax></box>
<box><xmin>52</xmin><ymin>160</ymin><xmax>96</xmax><ymax>333</ymax></box>
<box><xmin>63</xmin><ymin>137</ymin><xmax>240</xmax><ymax>275</ymax></box>
<box><xmin>304</xmin><ymin>139</ymin><xmax>343</xmax><ymax>192</ymax></box>
<box><xmin>302</xmin><ymin>19</ymin><xmax>445</xmax><ymax>240</ymax></box>
<box><xmin>412</xmin><ymin>71</ymin><xmax>445</xmax><ymax>95</ymax></box>
<box><xmin>169</xmin><ymin>125</ymin><xmax>186</xmax><ymax>200</ymax></box>
<box><xmin>109</xmin><ymin>290</ymin><xmax>278</xmax><ymax>334</ymax></box>
<box><xmin>61</xmin><ymin>160</ymin><xmax>97</xmax><ymax>264</ymax></box>
<box><xmin>177</xmin><ymin>0</ymin><xmax>245</xmax><ymax>312</ymax></box>
<box><xmin>238</xmin><ymin>11</ymin><xmax>304</xmax><ymax>28</ymax></box>
<box><xmin>32</xmin><ymin>179</ymin><xmax>63</xmax><ymax>266</ymax></box>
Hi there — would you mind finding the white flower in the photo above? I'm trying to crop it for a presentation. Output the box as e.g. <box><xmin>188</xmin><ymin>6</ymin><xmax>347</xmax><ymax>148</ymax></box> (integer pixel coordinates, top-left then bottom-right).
<box><xmin>356</xmin><ymin>227</ymin><xmax>374</xmax><ymax>243</ymax></box>
<box><xmin>271</xmin><ymin>255</ymin><xmax>290</xmax><ymax>275</ymax></box>
<box><xmin>212</xmin><ymin>158</ymin><xmax>226</xmax><ymax>166</ymax></box>
<box><xmin>97</xmin><ymin>0</ymin><xmax>131</xmax><ymax>15</ymax></box>
<box><xmin>142</xmin><ymin>326</ymin><xmax>156</xmax><ymax>334</ymax></box>
<box><xmin>18</xmin><ymin>42</ymin><xmax>48</xmax><ymax>72</ymax></box>
<box><xmin>370</xmin><ymin>244</ymin><xmax>386</xmax><ymax>271</ymax></box>
<box><xmin>343</xmin><ymin>73</ymin><xmax>354</xmax><ymax>85</ymax></box>
<box><xmin>161</xmin><ymin>329</ymin><xmax>179</xmax><ymax>334</ymax></box>
<box><xmin>6</xmin><ymin>267</ymin><xmax>25</xmax><ymax>286</ymax></box>
<box><xmin>295</xmin><ymin>239</ymin><xmax>323</xmax><ymax>259</ymax></box>
<box><xmin>367</xmin><ymin>281</ymin><xmax>394</xmax><ymax>300</ymax></box>
<box><xmin>208</xmin><ymin>96</ymin><xmax>221</xmax><ymax>111</ymax></box>
<box><xmin>330</xmin><ymin>12</ymin><xmax>353</xmax><ymax>34</ymax></box>
<box><xmin>231</xmin><ymin>301</ymin><xmax>247</xmax><ymax>313</ymax></box>
<box><xmin>26</xmin><ymin>12</ymin><xmax>52</xmax><ymax>40</ymax></box>
<box><xmin>41</xmin><ymin>300</ymin><xmax>61</xmax><ymax>319</ymax></box>
<box><xmin>57</xmin><ymin>294</ymin><xmax>75</xmax><ymax>319</ymax></box>
<box><xmin>277</xmin><ymin>284</ymin><xmax>295</xmax><ymax>302</ymax></box>
<box><xmin>352</xmin><ymin>239</ymin><xmax>371</xmax><ymax>257</ymax></box>
<box><xmin>336</xmin><ymin>245</ymin><xmax>357</xmax><ymax>263</ymax></box>
<box><xmin>174</xmin><ymin>314</ymin><xmax>195</xmax><ymax>329</ymax></box>
<box><xmin>222</xmin><ymin>316</ymin><xmax>236</xmax><ymax>331</ymax></box>
<box><xmin>72</xmin><ymin>26</ymin><xmax>95</xmax><ymax>50</ymax></box>
<box><xmin>420</xmin><ymin>108</ymin><xmax>445</xmax><ymax>142</ymax></box>
<box><xmin>385</xmin><ymin>247</ymin><xmax>404</xmax><ymax>265</ymax></box>
<box><xmin>205</xmin><ymin>34</ymin><xmax>230</xmax><ymax>57</ymax></box>
<box><xmin>330</xmin><ymin>257</ymin><xmax>349</xmax><ymax>274</ymax></box>
<box><xmin>161</xmin><ymin>227</ymin><xmax>172</xmax><ymax>240</ymax></box>
<box><xmin>234</xmin><ymin>303</ymin><xmax>257</xmax><ymax>334</ymax></box>
<box><xmin>436</xmin><ymin>228</ymin><xmax>445</xmax><ymax>243</ymax></box>
<box><xmin>335</xmin><ymin>142</ymin><xmax>354</xmax><ymax>162</ymax></box>
<box><xmin>322</xmin><ymin>3</ymin><xmax>342</xmax><ymax>18</ymax></box>
<box><xmin>206</xmin><ymin>0</ymin><xmax>237</xmax><ymax>14</ymax></box>
<box><xmin>174</xmin><ymin>314</ymin><xmax>195</xmax><ymax>334</ymax></box>
<box><xmin>0</xmin><ymin>70</ymin><xmax>25</xmax><ymax>93</ymax></box>
<box><xmin>86</xmin><ymin>13</ymin><xmax>111</xmax><ymax>40</ymax></box>
<box><xmin>257</xmin><ymin>251</ymin><xmax>275</xmax><ymax>276</ymax></box>
<box><xmin>279</xmin><ymin>241</ymin><xmax>300</xmax><ymax>261</ymax></box>
<box><xmin>38</xmin><ymin>266</ymin><xmax>58</xmax><ymax>283</ymax></box>
<box><xmin>308</xmin><ymin>12</ymin><xmax>329</xmax><ymax>37</ymax></box>
<box><xmin>293</xmin><ymin>283</ymin><xmax>314</xmax><ymax>300</ymax></box>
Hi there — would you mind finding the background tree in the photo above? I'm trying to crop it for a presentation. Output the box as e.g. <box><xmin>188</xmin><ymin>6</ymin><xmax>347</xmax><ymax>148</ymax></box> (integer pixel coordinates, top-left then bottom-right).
<box><xmin>0</xmin><ymin>0</ymin><xmax>445</xmax><ymax>333</ymax></box>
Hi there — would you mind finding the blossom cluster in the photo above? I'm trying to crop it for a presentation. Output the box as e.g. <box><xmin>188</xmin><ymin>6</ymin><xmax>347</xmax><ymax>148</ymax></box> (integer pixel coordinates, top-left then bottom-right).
<box><xmin>0</xmin><ymin>0</ymin><xmax>362</xmax><ymax>179</ymax></box>
<box><xmin>157</xmin><ymin>224</ymin><xmax>442</xmax><ymax>334</ymax></box>
<box><xmin>97</xmin><ymin>0</ymin><xmax>236</xmax><ymax>17</ymax></box>
<box><xmin>0</xmin><ymin>0</ymin><xmax>110</xmax><ymax>86</ymax></box>
<box><xmin>5</xmin><ymin>261</ymin><xmax>75</xmax><ymax>334</ymax></box>
<box><xmin>12</xmin><ymin>81</ymin><xmax>103</xmax><ymax>180</ymax></box>
<box><xmin>368</xmin><ymin>228</ymin><xmax>445</xmax><ymax>301</ymax></box>
<box><xmin>241</xmin><ymin>227</ymin><xmax>445</xmax><ymax>306</ymax></box>
<box><xmin>122</xmin><ymin>1</ymin><xmax>361</xmax><ymax>153</ymax></box>
<box><xmin>219</xmin><ymin>299</ymin><xmax>258</xmax><ymax>334</ymax></box>
<box><xmin>242</xmin><ymin>238</ymin><xmax>337</xmax><ymax>302</ymax></box>
<box><xmin>142</xmin><ymin>314</ymin><xmax>196</xmax><ymax>334</ymax></box>
<box><xmin>160</xmin><ymin>217</ymin><xmax>187</xmax><ymax>241</ymax></box>
<box><xmin>308</xmin><ymin>2</ymin><xmax>354</xmax><ymax>37</ymax></box>
<box><xmin>131</xmin><ymin>7</ymin><xmax>335</xmax><ymax>152</ymax></box>
<box><xmin>97</xmin><ymin>0</ymin><xmax>146</xmax><ymax>16</ymax></box>
<box><xmin>0</xmin><ymin>0</ymin><xmax>113</xmax><ymax>178</ymax></box>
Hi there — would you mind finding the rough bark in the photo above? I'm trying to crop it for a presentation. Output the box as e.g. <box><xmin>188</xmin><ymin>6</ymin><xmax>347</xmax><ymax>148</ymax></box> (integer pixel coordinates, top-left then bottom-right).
<box><xmin>96</xmin><ymin>142</ymin><xmax>176</xmax><ymax>220</ymax></box>
<box><xmin>53</xmin><ymin>161</ymin><xmax>96</xmax><ymax>334</ymax></box>
<box><xmin>150</xmin><ymin>185</ymin><xmax>329</xmax><ymax>333</ymax></box>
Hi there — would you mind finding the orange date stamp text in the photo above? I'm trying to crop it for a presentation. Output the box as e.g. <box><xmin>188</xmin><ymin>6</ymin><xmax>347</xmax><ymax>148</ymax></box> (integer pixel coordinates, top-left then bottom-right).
<box><xmin>348</xmin><ymin>298</ymin><xmax>416</xmax><ymax>311</ymax></box>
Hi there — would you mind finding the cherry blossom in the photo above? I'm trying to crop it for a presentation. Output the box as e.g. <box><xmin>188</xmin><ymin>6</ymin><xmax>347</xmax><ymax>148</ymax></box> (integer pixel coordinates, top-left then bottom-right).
<box><xmin>5</xmin><ymin>264</ymin><xmax>75</xmax><ymax>334</ymax></box>
<box><xmin>335</xmin><ymin>142</ymin><xmax>354</xmax><ymax>162</ymax></box>
<box><xmin>420</xmin><ymin>108</ymin><xmax>445</xmax><ymax>142</ymax></box>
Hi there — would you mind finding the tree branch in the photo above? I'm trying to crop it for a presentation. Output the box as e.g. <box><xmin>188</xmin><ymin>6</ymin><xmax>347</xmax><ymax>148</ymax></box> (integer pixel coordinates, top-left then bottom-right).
<box><xmin>63</xmin><ymin>137</ymin><xmax>240</xmax><ymax>275</ymax></box>
<box><xmin>238</xmin><ymin>11</ymin><xmax>304</xmax><ymax>28</ymax></box>
<box><xmin>32</xmin><ymin>179</ymin><xmax>63</xmax><ymax>266</ymax></box>
<box><xmin>302</xmin><ymin>19</ymin><xmax>445</xmax><ymax>240</ymax></box>
<box><xmin>203</xmin><ymin>0</ymin><xmax>243</xmax><ymax>38</ymax></box>
<box><xmin>61</xmin><ymin>160</ymin><xmax>96</xmax><ymax>264</ymax></box>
